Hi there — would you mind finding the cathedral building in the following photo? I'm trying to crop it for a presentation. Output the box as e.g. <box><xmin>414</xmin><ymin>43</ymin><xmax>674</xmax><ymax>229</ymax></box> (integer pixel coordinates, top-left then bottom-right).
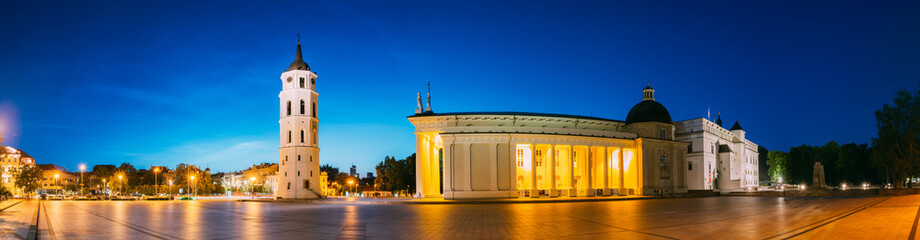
<box><xmin>275</xmin><ymin>41</ymin><xmax>322</xmax><ymax>199</ymax></box>
<box><xmin>408</xmin><ymin>84</ymin><xmax>758</xmax><ymax>199</ymax></box>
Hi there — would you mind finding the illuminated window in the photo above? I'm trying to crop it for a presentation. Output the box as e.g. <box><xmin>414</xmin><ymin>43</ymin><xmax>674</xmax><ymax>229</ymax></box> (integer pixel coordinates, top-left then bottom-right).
<box><xmin>516</xmin><ymin>149</ymin><xmax>524</xmax><ymax>167</ymax></box>
<box><xmin>299</xmin><ymin>77</ymin><xmax>305</xmax><ymax>88</ymax></box>
<box><xmin>300</xmin><ymin>100</ymin><xmax>305</xmax><ymax>114</ymax></box>
<box><xmin>286</xmin><ymin>101</ymin><xmax>291</xmax><ymax>116</ymax></box>
<box><xmin>535</xmin><ymin>150</ymin><xmax>543</xmax><ymax>167</ymax></box>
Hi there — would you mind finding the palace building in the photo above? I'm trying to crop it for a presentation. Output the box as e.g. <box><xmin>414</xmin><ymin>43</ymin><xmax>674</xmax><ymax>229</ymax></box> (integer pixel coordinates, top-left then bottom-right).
<box><xmin>275</xmin><ymin>41</ymin><xmax>322</xmax><ymax>199</ymax></box>
<box><xmin>408</xmin><ymin>84</ymin><xmax>758</xmax><ymax>199</ymax></box>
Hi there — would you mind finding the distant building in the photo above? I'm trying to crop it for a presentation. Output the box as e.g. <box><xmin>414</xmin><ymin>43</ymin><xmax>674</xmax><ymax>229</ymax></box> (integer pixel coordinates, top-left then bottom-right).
<box><xmin>350</xmin><ymin>165</ymin><xmax>357</xmax><ymax>177</ymax></box>
<box><xmin>0</xmin><ymin>146</ymin><xmax>36</xmax><ymax>195</ymax></box>
<box><xmin>366</xmin><ymin>172</ymin><xmax>374</xmax><ymax>178</ymax></box>
<box><xmin>37</xmin><ymin>164</ymin><xmax>76</xmax><ymax>195</ymax></box>
<box><xmin>675</xmin><ymin>115</ymin><xmax>760</xmax><ymax>192</ymax></box>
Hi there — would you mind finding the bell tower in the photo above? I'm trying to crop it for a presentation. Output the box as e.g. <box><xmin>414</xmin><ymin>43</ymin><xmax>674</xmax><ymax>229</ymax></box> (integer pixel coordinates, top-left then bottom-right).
<box><xmin>276</xmin><ymin>40</ymin><xmax>321</xmax><ymax>199</ymax></box>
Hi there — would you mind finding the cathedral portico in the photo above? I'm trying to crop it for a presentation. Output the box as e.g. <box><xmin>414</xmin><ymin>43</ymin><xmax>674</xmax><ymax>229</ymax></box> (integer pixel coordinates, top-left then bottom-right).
<box><xmin>408</xmin><ymin>85</ymin><xmax>726</xmax><ymax>200</ymax></box>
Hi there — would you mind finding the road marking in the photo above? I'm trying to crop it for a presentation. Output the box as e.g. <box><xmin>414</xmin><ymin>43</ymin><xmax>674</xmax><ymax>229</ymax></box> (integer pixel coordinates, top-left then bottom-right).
<box><xmin>909</xmin><ymin>206</ymin><xmax>920</xmax><ymax>240</ymax></box>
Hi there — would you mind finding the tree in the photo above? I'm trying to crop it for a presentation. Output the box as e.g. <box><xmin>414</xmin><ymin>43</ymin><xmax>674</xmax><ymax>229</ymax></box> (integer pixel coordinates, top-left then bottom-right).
<box><xmin>15</xmin><ymin>165</ymin><xmax>42</xmax><ymax>196</ymax></box>
<box><xmin>766</xmin><ymin>150</ymin><xmax>787</xmax><ymax>183</ymax></box>
<box><xmin>374</xmin><ymin>154</ymin><xmax>417</xmax><ymax>193</ymax></box>
<box><xmin>320</xmin><ymin>164</ymin><xmax>340</xmax><ymax>183</ymax></box>
<box><xmin>872</xmin><ymin>87</ymin><xmax>920</xmax><ymax>188</ymax></box>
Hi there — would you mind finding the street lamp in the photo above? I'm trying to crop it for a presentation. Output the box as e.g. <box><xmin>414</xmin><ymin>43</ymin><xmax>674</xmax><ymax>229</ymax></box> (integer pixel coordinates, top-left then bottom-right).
<box><xmin>347</xmin><ymin>179</ymin><xmax>355</xmax><ymax>196</ymax></box>
<box><xmin>118</xmin><ymin>174</ymin><xmax>124</xmax><ymax>196</ymax></box>
<box><xmin>250</xmin><ymin>177</ymin><xmax>256</xmax><ymax>199</ymax></box>
<box><xmin>154</xmin><ymin>167</ymin><xmax>160</xmax><ymax>197</ymax></box>
<box><xmin>103</xmin><ymin>179</ymin><xmax>107</xmax><ymax>196</ymax></box>
<box><xmin>189</xmin><ymin>175</ymin><xmax>196</xmax><ymax>197</ymax></box>
<box><xmin>168</xmin><ymin>179</ymin><xmax>173</xmax><ymax>197</ymax></box>
<box><xmin>54</xmin><ymin>174</ymin><xmax>60</xmax><ymax>195</ymax></box>
<box><xmin>79</xmin><ymin>164</ymin><xmax>86</xmax><ymax>196</ymax></box>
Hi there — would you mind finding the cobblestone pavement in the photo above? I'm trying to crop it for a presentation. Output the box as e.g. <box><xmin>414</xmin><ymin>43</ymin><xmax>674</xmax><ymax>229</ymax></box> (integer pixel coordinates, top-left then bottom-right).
<box><xmin>1</xmin><ymin>195</ymin><xmax>918</xmax><ymax>239</ymax></box>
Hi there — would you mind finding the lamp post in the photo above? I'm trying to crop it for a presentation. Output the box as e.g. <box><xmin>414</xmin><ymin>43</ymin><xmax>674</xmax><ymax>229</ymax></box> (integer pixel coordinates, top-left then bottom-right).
<box><xmin>103</xmin><ymin>179</ymin><xmax>107</xmax><ymax>196</ymax></box>
<box><xmin>154</xmin><ymin>167</ymin><xmax>160</xmax><ymax>197</ymax></box>
<box><xmin>79</xmin><ymin>164</ymin><xmax>86</xmax><ymax>196</ymax></box>
<box><xmin>189</xmin><ymin>175</ymin><xmax>196</xmax><ymax>197</ymax></box>
<box><xmin>117</xmin><ymin>174</ymin><xmax>124</xmax><ymax>196</ymax></box>
<box><xmin>250</xmin><ymin>177</ymin><xmax>256</xmax><ymax>199</ymax></box>
<box><xmin>54</xmin><ymin>174</ymin><xmax>60</xmax><ymax>196</ymax></box>
<box><xmin>347</xmin><ymin>179</ymin><xmax>355</xmax><ymax>196</ymax></box>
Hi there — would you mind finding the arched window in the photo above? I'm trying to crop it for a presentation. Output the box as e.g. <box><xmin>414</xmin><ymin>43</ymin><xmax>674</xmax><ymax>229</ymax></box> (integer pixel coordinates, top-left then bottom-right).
<box><xmin>298</xmin><ymin>155</ymin><xmax>301</xmax><ymax>161</ymax></box>
<box><xmin>300</xmin><ymin>100</ymin><xmax>305</xmax><ymax>115</ymax></box>
<box><xmin>300</xmin><ymin>130</ymin><xmax>305</xmax><ymax>143</ymax></box>
<box><xmin>299</xmin><ymin>77</ymin><xmax>305</xmax><ymax>88</ymax></box>
<box><xmin>312</xmin><ymin>125</ymin><xmax>317</xmax><ymax>144</ymax></box>
<box><xmin>312</xmin><ymin>102</ymin><xmax>316</xmax><ymax>117</ymax></box>
<box><xmin>288</xmin><ymin>131</ymin><xmax>292</xmax><ymax>143</ymax></box>
<box><xmin>286</xmin><ymin>101</ymin><xmax>291</xmax><ymax>116</ymax></box>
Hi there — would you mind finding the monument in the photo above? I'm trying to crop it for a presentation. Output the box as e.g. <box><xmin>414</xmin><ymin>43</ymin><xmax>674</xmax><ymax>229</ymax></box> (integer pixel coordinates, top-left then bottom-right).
<box><xmin>812</xmin><ymin>162</ymin><xmax>825</xmax><ymax>188</ymax></box>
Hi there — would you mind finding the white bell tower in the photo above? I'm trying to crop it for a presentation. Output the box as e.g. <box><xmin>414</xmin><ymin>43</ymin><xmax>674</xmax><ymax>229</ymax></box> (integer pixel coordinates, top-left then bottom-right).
<box><xmin>276</xmin><ymin>40</ymin><xmax>321</xmax><ymax>199</ymax></box>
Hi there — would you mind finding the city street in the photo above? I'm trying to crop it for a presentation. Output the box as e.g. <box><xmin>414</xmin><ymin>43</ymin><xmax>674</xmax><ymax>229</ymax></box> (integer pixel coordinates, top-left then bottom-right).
<box><xmin>0</xmin><ymin>195</ymin><xmax>917</xmax><ymax>239</ymax></box>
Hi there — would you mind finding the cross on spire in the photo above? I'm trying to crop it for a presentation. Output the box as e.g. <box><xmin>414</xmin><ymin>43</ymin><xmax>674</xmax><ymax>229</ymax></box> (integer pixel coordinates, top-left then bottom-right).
<box><xmin>297</xmin><ymin>32</ymin><xmax>301</xmax><ymax>44</ymax></box>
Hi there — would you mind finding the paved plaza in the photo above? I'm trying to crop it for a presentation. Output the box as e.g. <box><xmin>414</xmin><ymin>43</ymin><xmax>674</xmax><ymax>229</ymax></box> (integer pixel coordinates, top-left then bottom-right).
<box><xmin>0</xmin><ymin>195</ymin><xmax>918</xmax><ymax>239</ymax></box>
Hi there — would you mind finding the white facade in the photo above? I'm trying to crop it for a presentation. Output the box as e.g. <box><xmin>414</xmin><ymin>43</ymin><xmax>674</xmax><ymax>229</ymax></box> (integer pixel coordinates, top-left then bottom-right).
<box><xmin>275</xmin><ymin>42</ymin><xmax>322</xmax><ymax>199</ymax></box>
<box><xmin>675</xmin><ymin>117</ymin><xmax>759</xmax><ymax>192</ymax></box>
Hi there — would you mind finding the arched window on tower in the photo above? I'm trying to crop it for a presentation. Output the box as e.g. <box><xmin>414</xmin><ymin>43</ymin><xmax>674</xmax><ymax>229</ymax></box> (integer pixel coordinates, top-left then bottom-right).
<box><xmin>300</xmin><ymin>100</ymin><xmax>305</xmax><ymax>115</ymax></box>
<box><xmin>286</xmin><ymin>101</ymin><xmax>291</xmax><ymax>116</ymax></box>
<box><xmin>312</xmin><ymin>102</ymin><xmax>316</xmax><ymax>117</ymax></box>
<box><xmin>288</xmin><ymin>131</ymin><xmax>292</xmax><ymax>143</ymax></box>
<box><xmin>300</xmin><ymin>130</ymin><xmax>305</xmax><ymax>143</ymax></box>
<box><xmin>312</xmin><ymin>124</ymin><xmax>318</xmax><ymax>145</ymax></box>
<box><xmin>299</xmin><ymin>77</ymin><xmax>305</xmax><ymax>88</ymax></box>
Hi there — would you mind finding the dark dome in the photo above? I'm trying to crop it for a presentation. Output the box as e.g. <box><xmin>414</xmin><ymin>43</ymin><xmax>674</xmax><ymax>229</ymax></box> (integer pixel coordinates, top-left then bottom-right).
<box><xmin>287</xmin><ymin>43</ymin><xmax>310</xmax><ymax>71</ymax></box>
<box><xmin>289</xmin><ymin>60</ymin><xmax>310</xmax><ymax>71</ymax></box>
<box><xmin>625</xmin><ymin>100</ymin><xmax>673</xmax><ymax>125</ymax></box>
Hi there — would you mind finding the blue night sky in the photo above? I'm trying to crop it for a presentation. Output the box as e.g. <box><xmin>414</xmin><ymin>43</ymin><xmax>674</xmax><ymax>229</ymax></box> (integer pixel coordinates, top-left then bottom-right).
<box><xmin>1</xmin><ymin>1</ymin><xmax>918</xmax><ymax>174</ymax></box>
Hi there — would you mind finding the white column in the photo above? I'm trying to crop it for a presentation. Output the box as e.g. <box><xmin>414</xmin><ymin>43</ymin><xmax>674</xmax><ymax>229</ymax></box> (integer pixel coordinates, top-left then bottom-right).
<box><xmin>586</xmin><ymin>147</ymin><xmax>594</xmax><ymax>197</ymax></box>
<box><xmin>530</xmin><ymin>144</ymin><xmax>538</xmax><ymax>198</ymax></box>
<box><xmin>602</xmin><ymin>147</ymin><xmax>609</xmax><ymax>196</ymax></box>
<box><xmin>548</xmin><ymin>145</ymin><xmax>557</xmax><ymax>197</ymax></box>
<box><xmin>618</xmin><ymin>147</ymin><xmax>625</xmax><ymax>195</ymax></box>
<box><xmin>415</xmin><ymin>134</ymin><xmax>426</xmax><ymax>197</ymax></box>
<box><xmin>568</xmin><ymin>146</ymin><xmax>576</xmax><ymax>197</ymax></box>
<box><xmin>489</xmin><ymin>143</ymin><xmax>498</xmax><ymax>191</ymax></box>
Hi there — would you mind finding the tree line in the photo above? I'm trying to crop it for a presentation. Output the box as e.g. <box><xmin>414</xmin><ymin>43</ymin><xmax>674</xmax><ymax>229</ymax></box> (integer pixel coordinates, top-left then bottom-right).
<box><xmin>767</xmin><ymin>87</ymin><xmax>919</xmax><ymax>187</ymax></box>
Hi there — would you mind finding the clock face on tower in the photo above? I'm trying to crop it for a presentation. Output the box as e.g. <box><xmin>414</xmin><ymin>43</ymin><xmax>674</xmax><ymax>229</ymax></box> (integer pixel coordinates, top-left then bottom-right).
<box><xmin>286</xmin><ymin>77</ymin><xmax>293</xmax><ymax>83</ymax></box>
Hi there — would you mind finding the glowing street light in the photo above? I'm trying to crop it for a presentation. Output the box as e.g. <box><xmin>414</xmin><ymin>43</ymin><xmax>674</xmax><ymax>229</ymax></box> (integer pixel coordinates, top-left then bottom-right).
<box><xmin>189</xmin><ymin>175</ymin><xmax>196</xmax><ymax>197</ymax></box>
<box><xmin>54</xmin><ymin>174</ymin><xmax>60</xmax><ymax>195</ymax></box>
<box><xmin>79</xmin><ymin>164</ymin><xmax>86</xmax><ymax>196</ymax></box>
<box><xmin>250</xmin><ymin>177</ymin><xmax>256</xmax><ymax>199</ymax></box>
<box><xmin>168</xmin><ymin>179</ymin><xmax>173</xmax><ymax>197</ymax></box>
<box><xmin>118</xmin><ymin>174</ymin><xmax>124</xmax><ymax>196</ymax></box>
<box><xmin>154</xmin><ymin>167</ymin><xmax>160</xmax><ymax>197</ymax></box>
